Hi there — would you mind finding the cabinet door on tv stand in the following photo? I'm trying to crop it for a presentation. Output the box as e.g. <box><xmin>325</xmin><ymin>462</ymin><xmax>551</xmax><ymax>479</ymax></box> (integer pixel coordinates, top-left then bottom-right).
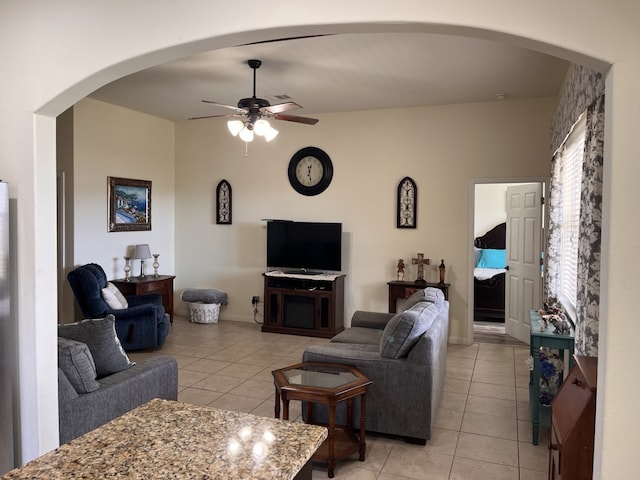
<box><xmin>264</xmin><ymin>290</ymin><xmax>282</xmax><ymax>327</ymax></box>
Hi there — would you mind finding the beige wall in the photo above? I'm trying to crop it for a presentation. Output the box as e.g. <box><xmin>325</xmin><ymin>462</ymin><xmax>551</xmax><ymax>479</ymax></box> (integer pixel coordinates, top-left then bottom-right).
<box><xmin>67</xmin><ymin>96</ymin><xmax>556</xmax><ymax>341</ymax></box>
<box><xmin>173</xmin><ymin>97</ymin><xmax>556</xmax><ymax>343</ymax></box>
<box><xmin>474</xmin><ymin>183</ymin><xmax>529</xmax><ymax>237</ymax></box>
<box><xmin>61</xmin><ymin>98</ymin><xmax>176</xmax><ymax>320</ymax></box>
<box><xmin>2</xmin><ymin>2</ymin><xmax>640</xmax><ymax>477</ymax></box>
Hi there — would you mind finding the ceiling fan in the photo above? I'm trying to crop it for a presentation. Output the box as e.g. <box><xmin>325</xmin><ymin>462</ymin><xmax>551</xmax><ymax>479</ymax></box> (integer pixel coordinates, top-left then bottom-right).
<box><xmin>189</xmin><ymin>59</ymin><xmax>318</xmax><ymax>142</ymax></box>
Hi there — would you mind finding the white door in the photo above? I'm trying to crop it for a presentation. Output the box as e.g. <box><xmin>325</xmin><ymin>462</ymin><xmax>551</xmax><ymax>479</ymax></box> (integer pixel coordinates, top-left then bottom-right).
<box><xmin>504</xmin><ymin>183</ymin><xmax>543</xmax><ymax>343</ymax></box>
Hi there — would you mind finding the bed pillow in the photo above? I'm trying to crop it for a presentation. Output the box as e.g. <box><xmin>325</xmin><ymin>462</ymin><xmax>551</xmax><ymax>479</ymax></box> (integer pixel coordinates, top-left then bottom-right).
<box><xmin>476</xmin><ymin>248</ymin><xmax>507</xmax><ymax>269</ymax></box>
<box><xmin>57</xmin><ymin>337</ymin><xmax>100</xmax><ymax>393</ymax></box>
<box><xmin>100</xmin><ymin>282</ymin><xmax>128</xmax><ymax>310</ymax></box>
<box><xmin>58</xmin><ymin>315</ymin><xmax>134</xmax><ymax>377</ymax></box>
<box><xmin>474</xmin><ymin>247</ymin><xmax>482</xmax><ymax>266</ymax></box>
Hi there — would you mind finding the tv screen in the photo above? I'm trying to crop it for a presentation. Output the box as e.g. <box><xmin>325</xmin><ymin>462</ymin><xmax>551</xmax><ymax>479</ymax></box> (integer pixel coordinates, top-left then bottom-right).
<box><xmin>266</xmin><ymin>221</ymin><xmax>342</xmax><ymax>273</ymax></box>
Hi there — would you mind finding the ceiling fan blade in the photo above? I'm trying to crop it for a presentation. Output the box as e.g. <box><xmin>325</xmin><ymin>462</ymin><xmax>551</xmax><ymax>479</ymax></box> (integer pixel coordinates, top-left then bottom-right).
<box><xmin>188</xmin><ymin>113</ymin><xmax>242</xmax><ymax>120</ymax></box>
<box><xmin>274</xmin><ymin>113</ymin><xmax>319</xmax><ymax>125</ymax></box>
<box><xmin>261</xmin><ymin>102</ymin><xmax>302</xmax><ymax>114</ymax></box>
<box><xmin>201</xmin><ymin>100</ymin><xmax>246</xmax><ymax>113</ymax></box>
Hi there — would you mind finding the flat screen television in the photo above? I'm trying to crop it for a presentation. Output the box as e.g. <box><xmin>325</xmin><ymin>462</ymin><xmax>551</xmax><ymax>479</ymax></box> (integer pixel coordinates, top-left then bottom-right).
<box><xmin>266</xmin><ymin>220</ymin><xmax>342</xmax><ymax>273</ymax></box>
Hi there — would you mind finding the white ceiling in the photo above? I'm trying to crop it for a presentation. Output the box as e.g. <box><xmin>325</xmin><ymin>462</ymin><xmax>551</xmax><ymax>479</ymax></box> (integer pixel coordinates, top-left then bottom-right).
<box><xmin>90</xmin><ymin>32</ymin><xmax>569</xmax><ymax>122</ymax></box>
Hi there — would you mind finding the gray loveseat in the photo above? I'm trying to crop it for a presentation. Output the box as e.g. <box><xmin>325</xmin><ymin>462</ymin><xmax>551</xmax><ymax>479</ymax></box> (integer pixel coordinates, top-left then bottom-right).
<box><xmin>57</xmin><ymin>316</ymin><xmax>178</xmax><ymax>444</ymax></box>
<box><xmin>302</xmin><ymin>287</ymin><xmax>449</xmax><ymax>444</ymax></box>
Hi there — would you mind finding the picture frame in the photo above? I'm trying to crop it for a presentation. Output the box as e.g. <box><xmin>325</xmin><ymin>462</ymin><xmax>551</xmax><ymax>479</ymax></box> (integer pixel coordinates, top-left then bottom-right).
<box><xmin>216</xmin><ymin>179</ymin><xmax>232</xmax><ymax>225</ymax></box>
<box><xmin>397</xmin><ymin>176</ymin><xmax>417</xmax><ymax>229</ymax></box>
<box><xmin>108</xmin><ymin>176</ymin><xmax>152</xmax><ymax>232</ymax></box>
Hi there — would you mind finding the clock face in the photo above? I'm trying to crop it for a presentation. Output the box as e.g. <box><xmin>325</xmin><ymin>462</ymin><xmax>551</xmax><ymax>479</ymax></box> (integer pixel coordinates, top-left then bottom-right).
<box><xmin>295</xmin><ymin>156</ymin><xmax>324</xmax><ymax>187</ymax></box>
<box><xmin>288</xmin><ymin>147</ymin><xmax>333</xmax><ymax>196</ymax></box>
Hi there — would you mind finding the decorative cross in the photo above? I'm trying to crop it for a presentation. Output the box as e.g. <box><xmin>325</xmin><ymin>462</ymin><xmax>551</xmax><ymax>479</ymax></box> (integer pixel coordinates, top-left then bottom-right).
<box><xmin>412</xmin><ymin>253</ymin><xmax>429</xmax><ymax>283</ymax></box>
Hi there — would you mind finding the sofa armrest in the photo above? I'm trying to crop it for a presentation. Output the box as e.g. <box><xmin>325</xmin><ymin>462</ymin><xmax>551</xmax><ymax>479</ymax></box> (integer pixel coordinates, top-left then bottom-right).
<box><xmin>58</xmin><ymin>367</ymin><xmax>79</xmax><ymax>402</ymax></box>
<box><xmin>350</xmin><ymin>310</ymin><xmax>394</xmax><ymax>330</ymax></box>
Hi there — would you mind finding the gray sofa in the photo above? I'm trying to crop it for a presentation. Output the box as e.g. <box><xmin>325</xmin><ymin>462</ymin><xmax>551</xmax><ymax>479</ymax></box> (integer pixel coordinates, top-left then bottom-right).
<box><xmin>58</xmin><ymin>354</ymin><xmax>178</xmax><ymax>444</ymax></box>
<box><xmin>302</xmin><ymin>287</ymin><xmax>449</xmax><ymax>444</ymax></box>
<box><xmin>57</xmin><ymin>316</ymin><xmax>179</xmax><ymax>444</ymax></box>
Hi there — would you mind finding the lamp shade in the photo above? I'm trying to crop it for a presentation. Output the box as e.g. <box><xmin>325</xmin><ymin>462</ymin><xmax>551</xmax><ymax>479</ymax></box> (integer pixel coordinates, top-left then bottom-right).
<box><xmin>253</xmin><ymin>119</ymin><xmax>269</xmax><ymax>136</ymax></box>
<box><xmin>132</xmin><ymin>244</ymin><xmax>152</xmax><ymax>260</ymax></box>
<box><xmin>263</xmin><ymin>124</ymin><xmax>279</xmax><ymax>142</ymax></box>
<box><xmin>239</xmin><ymin>127</ymin><xmax>254</xmax><ymax>142</ymax></box>
<box><xmin>227</xmin><ymin>120</ymin><xmax>244</xmax><ymax>136</ymax></box>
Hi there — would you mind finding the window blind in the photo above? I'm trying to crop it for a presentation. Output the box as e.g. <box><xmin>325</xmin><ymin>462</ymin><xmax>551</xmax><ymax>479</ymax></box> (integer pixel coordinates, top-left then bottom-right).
<box><xmin>558</xmin><ymin>114</ymin><xmax>586</xmax><ymax>316</ymax></box>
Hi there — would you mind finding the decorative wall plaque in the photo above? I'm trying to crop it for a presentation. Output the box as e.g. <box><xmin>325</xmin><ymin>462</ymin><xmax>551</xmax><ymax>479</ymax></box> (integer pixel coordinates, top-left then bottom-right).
<box><xmin>397</xmin><ymin>176</ymin><xmax>417</xmax><ymax>228</ymax></box>
<box><xmin>216</xmin><ymin>179</ymin><xmax>232</xmax><ymax>225</ymax></box>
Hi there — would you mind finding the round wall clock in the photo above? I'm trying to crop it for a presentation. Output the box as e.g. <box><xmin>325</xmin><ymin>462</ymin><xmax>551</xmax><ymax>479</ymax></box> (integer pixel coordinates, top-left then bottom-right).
<box><xmin>287</xmin><ymin>146</ymin><xmax>333</xmax><ymax>196</ymax></box>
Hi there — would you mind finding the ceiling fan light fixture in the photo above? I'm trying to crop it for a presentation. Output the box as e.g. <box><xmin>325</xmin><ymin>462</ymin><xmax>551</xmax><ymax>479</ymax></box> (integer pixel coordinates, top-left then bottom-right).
<box><xmin>239</xmin><ymin>127</ymin><xmax>254</xmax><ymax>142</ymax></box>
<box><xmin>253</xmin><ymin>119</ymin><xmax>270</xmax><ymax>136</ymax></box>
<box><xmin>263</xmin><ymin>125</ymin><xmax>279</xmax><ymax>142</ymax></box>
<box><xmin>227</xmin><ymin>120</ymin><xmax>244</xmax><ymax>136</ymax></box>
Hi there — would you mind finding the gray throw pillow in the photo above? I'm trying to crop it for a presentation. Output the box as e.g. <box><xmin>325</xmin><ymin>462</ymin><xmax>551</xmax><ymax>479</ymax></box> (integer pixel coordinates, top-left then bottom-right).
<box><xmin>380</xmin><ymin>302</ymin><xmax>436</xmax><ymax>359</ymax></box>
<box><xmin>57</xmin><ymin>337</ymin><xmax>100</xmax><ymax>393</ymax></box>
<box><xmin>58</xmin><ymin>315</ymin><xmax>134</xmax><ymax>377</ymax></box>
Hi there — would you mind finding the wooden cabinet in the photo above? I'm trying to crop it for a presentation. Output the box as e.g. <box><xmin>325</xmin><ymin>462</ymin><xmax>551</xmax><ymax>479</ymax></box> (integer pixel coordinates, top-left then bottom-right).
<box><xmin>549</xmin><ymin>355</ymin><xmax>597</xmax><ymax>480</ymax></box>
<box><xmin>112</xmin><ymin>275</ymin><xmax>176</xmax><ymax>322</ymax></box>
<box><xmin>262</xmin><ymin>273</ymin><xmax>345</xmax><ymax>338</ymax></box>
<box><xmin>387</xmin><ymin>280</ymin><xmax>449</xmax><ymax>313</ymax></box>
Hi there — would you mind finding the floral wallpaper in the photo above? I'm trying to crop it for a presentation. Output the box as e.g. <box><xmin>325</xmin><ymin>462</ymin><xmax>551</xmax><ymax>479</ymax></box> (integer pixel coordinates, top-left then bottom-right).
<box><xmin>546</xmin><ymin>64</ymin><xmax>605</xmax><ymax>356</ymax></box>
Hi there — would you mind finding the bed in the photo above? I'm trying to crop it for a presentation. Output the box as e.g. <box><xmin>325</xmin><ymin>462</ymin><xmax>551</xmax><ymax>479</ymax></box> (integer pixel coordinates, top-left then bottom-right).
<box><xmin>474</xmin><ymin>222</ymin><xmax>507</xmax><ymax>321</ymax></box>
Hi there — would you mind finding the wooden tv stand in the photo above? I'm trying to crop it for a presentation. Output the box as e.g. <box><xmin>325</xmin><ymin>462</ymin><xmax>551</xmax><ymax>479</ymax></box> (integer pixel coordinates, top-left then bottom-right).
<box><xmin>262</xmin><ymin>272</ymin><xmax>345</xmax><ymax>338</ymax></box>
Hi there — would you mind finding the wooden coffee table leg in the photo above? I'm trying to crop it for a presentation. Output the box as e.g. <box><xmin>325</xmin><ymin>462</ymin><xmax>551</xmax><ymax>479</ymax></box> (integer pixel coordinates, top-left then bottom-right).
<box><xmin>282</xmin><ymin>396</ymin><xmax>290</xmax><ymax>421</ymax></box>
<box><xmin>327</xmin><ymin>403</ymin><xmax>336</xmax><ymax>478</ymax></box>
<box><xmin>274</xmin><ymin>387</ymin><xmax>281</xmax><ymax>418</ymax></box>
<box><xmin>359</xmin><ymin>393</ymin><xmax>367</xmax><ymax>461</ymax></box>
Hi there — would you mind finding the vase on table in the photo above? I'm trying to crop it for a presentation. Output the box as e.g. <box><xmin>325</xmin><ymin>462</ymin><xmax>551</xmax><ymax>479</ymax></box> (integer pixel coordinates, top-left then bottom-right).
<box><xmin>123</xmin><ymin>257</ymin><xmax>132</xmax><ymax>282</ymax></box>
<box><xmin>152</xmin><ymin>254</ymin><xmax>160</xmax><ymax>277</ymax></box>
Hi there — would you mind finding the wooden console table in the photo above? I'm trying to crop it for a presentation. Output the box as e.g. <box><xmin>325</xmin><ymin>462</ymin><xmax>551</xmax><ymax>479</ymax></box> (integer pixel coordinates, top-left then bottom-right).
<box><xmin>4</xmin><ymin>399</ymin><xmax>327</xmax><ymax>480</ymax></box>
<box><xmin>112</xmin><ymin>275</ymin><xmax>176</xmax><ymax>322</ymax></box>
<box><xmin>387</xmin><ymin>280</ymin><xmax>450</xmax><ymax>313</ymax></box>
<box><xmin>529</xmin><ymin>309</ymin><xmax>574</xmax><ymax>445</ymax></box>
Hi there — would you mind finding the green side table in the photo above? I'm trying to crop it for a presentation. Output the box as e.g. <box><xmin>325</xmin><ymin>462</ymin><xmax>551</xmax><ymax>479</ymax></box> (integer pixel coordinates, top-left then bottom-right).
<box><xmin>529</xmin><ymin>309</ymin><xmax>575</xmax><ymax>445</ymax></box>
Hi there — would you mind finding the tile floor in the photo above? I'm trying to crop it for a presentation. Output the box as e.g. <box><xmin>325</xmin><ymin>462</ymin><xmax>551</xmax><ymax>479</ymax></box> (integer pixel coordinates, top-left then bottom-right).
<box><xmin>129</xmin><ymin>316</ymin><xmax>549</xmax><ymax>480</ymax></box>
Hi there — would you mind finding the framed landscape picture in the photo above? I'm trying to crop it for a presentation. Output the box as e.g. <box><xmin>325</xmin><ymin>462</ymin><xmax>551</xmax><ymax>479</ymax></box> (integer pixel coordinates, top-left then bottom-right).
<box><xmin>108</xmin><ymin>176</ymin><xmax>152</xmax><ymax>232</ymax></box>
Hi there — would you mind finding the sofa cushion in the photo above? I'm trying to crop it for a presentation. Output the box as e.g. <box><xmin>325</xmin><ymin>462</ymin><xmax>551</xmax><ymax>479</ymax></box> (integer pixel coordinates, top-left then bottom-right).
<box><xmin>58</xmin><ymin>315</ymin><xmax>134</xmax><ymax>377</ymax></box>
<box><xmin>380</xmin><ymin>302</ymin><xmax>437</xmax><ymax>359</ymax></box>
<box><xmin>57</xmin><ymin>337</ymin><xmax>100</xmax><ymax>393</ymax></box>
<box><xmin>332</xmin><ymin>327</ymin><xmax>383</xmax><ymax>345</ymax></box>
<box><xmin>403</xmin><ymin>288</ymin><xmax>429</xmax><ymax>310</ymax></box>
<box><xmin>424</xmin><ymin>287</ymin><xmax>445</xmax><ymax>304</ymax></box>
<box><xmin>100</xmin><ymin>282</ymin><xmax>128</xmax><ymax>310</ymax></box>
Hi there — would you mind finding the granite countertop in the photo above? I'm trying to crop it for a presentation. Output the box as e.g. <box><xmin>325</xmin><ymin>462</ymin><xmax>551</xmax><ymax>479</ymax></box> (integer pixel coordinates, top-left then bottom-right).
<box><xmin>4</xmin><ymin>398</ymin><xmax>327</xmax><ymax>479</ymax></box>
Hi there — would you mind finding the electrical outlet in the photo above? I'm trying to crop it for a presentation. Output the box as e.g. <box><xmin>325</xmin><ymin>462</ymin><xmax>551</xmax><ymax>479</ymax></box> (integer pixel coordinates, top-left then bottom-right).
<box><xmin>251</xmin><ymin>296</ymin><xmax>259</xmax><ymax>305</ymax></box>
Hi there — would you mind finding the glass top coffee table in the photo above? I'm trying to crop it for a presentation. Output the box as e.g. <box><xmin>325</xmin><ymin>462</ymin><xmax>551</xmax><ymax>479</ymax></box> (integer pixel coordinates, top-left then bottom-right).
<box><xmin>272</xmin><ymin>362</ymin><xmax>372</xmax><ymax>478</ymax></box>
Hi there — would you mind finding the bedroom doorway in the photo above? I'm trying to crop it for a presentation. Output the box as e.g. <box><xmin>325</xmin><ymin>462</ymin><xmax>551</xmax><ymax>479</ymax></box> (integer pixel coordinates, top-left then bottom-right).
<box><xmin>471</xmin><ymin>179</ymin><xmax>547</xmax><ymax>345</ymax></box>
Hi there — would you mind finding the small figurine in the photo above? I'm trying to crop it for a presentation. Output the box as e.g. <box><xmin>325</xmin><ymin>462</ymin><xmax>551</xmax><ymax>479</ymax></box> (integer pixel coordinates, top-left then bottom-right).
<box><xmin>550</xmin><ymin>317</ymin><xmax>571</xmax><ymax>335</ymax></box>
<box><xmin>538</xmin><ymin>301</ymin><xmax>571</xmax><ymax>335</ymax></box>
<box><xmin>396</xmin><ymin>259</ymin><xmax>405</xmax><ymax>281</ymax></box>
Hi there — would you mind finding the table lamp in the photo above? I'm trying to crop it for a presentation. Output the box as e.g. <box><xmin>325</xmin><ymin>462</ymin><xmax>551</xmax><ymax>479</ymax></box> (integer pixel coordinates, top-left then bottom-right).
<box><xmin>132</xmin><ymin>244</ymin><xmax>152</xmax><ymax>278</ymax></box>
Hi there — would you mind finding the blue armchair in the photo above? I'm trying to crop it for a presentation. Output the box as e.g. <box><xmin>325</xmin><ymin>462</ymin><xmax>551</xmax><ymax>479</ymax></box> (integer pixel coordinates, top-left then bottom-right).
<box><xmin>67</xmin><ymin>263</ymin><xmax>169</xmax><ymax>351</ymax></box>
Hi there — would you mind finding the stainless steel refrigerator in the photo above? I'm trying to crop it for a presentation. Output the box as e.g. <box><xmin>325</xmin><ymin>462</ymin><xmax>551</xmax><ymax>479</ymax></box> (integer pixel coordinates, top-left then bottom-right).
<box><xmin>0</xmin><ymin>182</ymin><xmax>14</xmax><ymax>473</ymax></box>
